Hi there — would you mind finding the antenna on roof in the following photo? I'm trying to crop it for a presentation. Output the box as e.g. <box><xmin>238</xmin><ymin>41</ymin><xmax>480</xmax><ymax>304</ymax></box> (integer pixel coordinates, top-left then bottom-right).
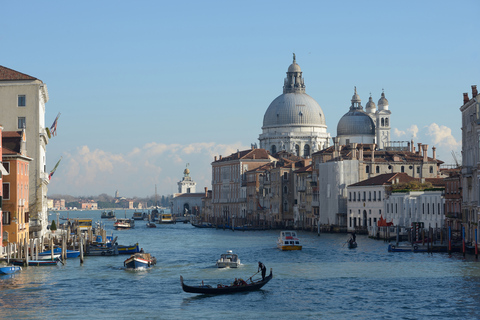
<box><xmin>451</xmin><ymin>151</ymin><xmax>459</xmax><ymax>168</ymax></box>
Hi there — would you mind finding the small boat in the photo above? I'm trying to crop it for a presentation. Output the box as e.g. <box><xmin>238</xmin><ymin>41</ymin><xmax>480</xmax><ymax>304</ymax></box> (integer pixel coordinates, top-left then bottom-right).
<box><xmin>347</xmin><ymin>240</ymin><xmax>357</xmax><ymax>249</ymax></box>
<box><xmin>146</xmin><ymin>221</ymin><xmax>156</xmax><ymax>228</ymax></box>
<box><xmin>191</xmin><ymin>222</ymin><xmax>213</xmax><ymax>228</ymax></box>
<box><xmin>277</xmin><ymin>231</ymin><xmax>302</xmax><ymax>251</ymax></box>
<box><xmin>10</xmin><ymin>259</ymin><xmax>59</xmax><ymax>266</ymax></box>
<box><xmin>118</xmin><ymin>243</ymin><xmax>140</xmax><ymax>255</ymax></box>
<box><xmin>124</xmin><ymin>252</ymin><xmax>157</xmax><ymax>269</ymax></box>
<box><xmin>86</xmin><ymin>247</ymin><xmax>118</xmax><ymax>256</ymax></box>
<box><xmin>0</xmin><ymin>266</ymin><xmax>21</xmax><ymax>274</ymax></box>
<box><xmin>216</xmin><ymin>250</ymin><xmax>241</xmax><ymax>268</ymax></box>
<box><xmin>158</xmin><ymin>213</ymin><xmax>175</xmax><ymax>224</ymax></box>
<box><xmin>114</xmin><ymin>218</ymin><xmax>135</xmax><ymax>229</ymax></box>
<box><xmin>131</xmin><ymin>211</ymin><xmax>145</xmax><ymax>220</ymax></box>
<box><xmin>101</xmin><ymin>211</ymin><xmax>116</xmax><ymax>219</ymax></box>
<box><xmin>180</xmin><ymin>269</ymin><xmax>273</xmax><ymax>295</ymax></box>
<box><xmin>39</xmin><ymin>248</ymin><xmax>80</xmax><ymax>258</ymax></box>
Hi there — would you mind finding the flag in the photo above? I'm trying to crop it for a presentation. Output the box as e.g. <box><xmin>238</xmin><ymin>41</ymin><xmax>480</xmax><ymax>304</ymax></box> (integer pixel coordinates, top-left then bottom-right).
<box><xmin>50</xmin><ymin>112</ymin><xmax>61</xmax><ymax>137</ymax></box>
<box><xmin>257</xmin><ymin>201</ymin><xmax>264</xmax><ymax>210</ymax></box>
<box><xmin>49</xmin><ymin>157</ymin><xmax>62</xmax><ymax>180</ymax></box>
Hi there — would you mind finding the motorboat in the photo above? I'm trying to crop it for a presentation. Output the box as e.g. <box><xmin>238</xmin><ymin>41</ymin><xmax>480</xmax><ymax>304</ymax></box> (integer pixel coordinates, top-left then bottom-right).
<box><xmin>0</xmin><ymin>266</ymin><xmax>21</xmax><ymax>274</ymax></box>
<box><xmin>114</xmin><ymin>218</ymin><xmax>134</xmax><ymax>229</ymax></box>
<box><xmin>124</xmin><ymin>252</ymin><xmax>156</xmax><ymax>269</ymax></box>
<box><xmin>216</xmin><ymin>250</ymin><xmax>241</xmax><ymax>268</ymax></box>
<box><xmin>131</xmin><ymin>211</ymin><xmax>145</xmax><ymax>220</ymax></box>
<box><xmin>277</xmin><ymin>231</ymin><xmax>302</xmax><ymax>251</ymax></box>
<box><xmin>117</xmin><ymin>243</ymin><xmax>140</xmax><ymax>255</ymax></box>
<box><xmin>158</xmin><ymin>213</ymin><xmax>175</xmax><ymax>224</ymax></box>
<box><xmin>10</xmin><ymin>259</ymin><xmax>58</xmax><ymax>266</ymax></box>
<box><xmin>180</xmin><ymin>269</ymin><xmax>273</xmax><ymax>294</ymax></box>
<box><xmin>39</xmin><ymin>248</ymin><xmax>80</xmax><ymax>258</ymax></box>
<box><xmin>101</xmin><ymin>211</ymin><xmax>116</xmax><ymax>219</ymax></box>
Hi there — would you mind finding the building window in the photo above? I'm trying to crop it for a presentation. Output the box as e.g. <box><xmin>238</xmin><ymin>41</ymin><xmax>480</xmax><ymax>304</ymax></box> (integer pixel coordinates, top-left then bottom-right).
<box><xmin>401</xmin><ymin>166</ymin><xmax>405</xmax><ymax>173</ymax></box>
<box><xmin>304</xmin><ymin>144</ymin><xmax>310</xmax><ymax>158</ymax></box>
<box><xmin>385</xmin><ymin>118</ymin><xmax>389</xmax><ymax>127</ymax></box>
<box><xmin>373</xmin><ymin>191</ymin><xmax>376</xmax><ymax>201</ymax></box>
<box><xmin>376</xmin><ymin>166</ymin><xmax>380</xmax><ymax>173</ymax></box>
<box><xmin>363</xmin><ymin>192</ymin><xmax>366</xmax><ymax>201</ymax></box>
<box><xmin>18</xmin><ymin>95</ymin><xmax>26</xmax><ymax>107</ymax></box>
<box><xmin>349</xmin><ymin>192</ymin><xmax>351</xmax><ymax>201</ymax></box>
<box><xmin>3</xmin><ymin>162</ymin><xmax>10</xmax><ymax>174</ymax></box>
<box><xmin>430</xmin><ymin>166</ymin><xmax>433</xmax><ymax>174</ymax></box>
<box><xmin>295</xmin><ymin>145</ymin><xmax>300</xmax><ymax>156</ymax></box>
<box><xmin>353</xmin><ymin>192</ymin><xmax>356</xmax><ymax>201</ymax></box>
<box><xmin>369</xmin><ymin>192</ymin><xmax>371</xmax><ymax>201</ymax></box>
<box><xmin>283</xmin><ymin>186</ymin><xmax>288</xmax><ymax>194</ymax></box>
<box><xmin>2</xmin><ymin>211</ymin><xmax>10</xmax><ymax>225</ymax></box>
<box><xmin>3</xmin><ymin>183</ymin><xmax>10</xmax><ymax>200</ymax></box>
<box><xmin>283</xmin><ymin>172</ymin><xmax>288</xmax><ymax>180</ymax></box>
<box><xmin>417</xmin><ymin>167</ymin><xmax>420</xmax><ymax>174</ymax></box>
<box><xmin>18</xmin><ymin>117</ymin><xmax>26</xmax><ymax>129</ymax></box>
<box><xmin>366</xmin><ymin>165</ymin><xmax>370</xmax><ymax>173</ymax></box>
<box><xmin>381</xmin><ymin>118</ymin><xmax>385</xmax><ymax>126</ymax></box>
<box><xmin>271</xmin><ymin>145</ymin><xmax>277</xmax><ymax>154</ymax></box>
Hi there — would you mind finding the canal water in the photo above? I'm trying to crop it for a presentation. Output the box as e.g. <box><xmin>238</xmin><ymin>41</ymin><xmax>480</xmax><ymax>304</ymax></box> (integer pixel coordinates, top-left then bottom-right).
<box><xmin>1</xmin><ymin>210</ymin><xmax>480</xmax><ymax>319</ymax></box>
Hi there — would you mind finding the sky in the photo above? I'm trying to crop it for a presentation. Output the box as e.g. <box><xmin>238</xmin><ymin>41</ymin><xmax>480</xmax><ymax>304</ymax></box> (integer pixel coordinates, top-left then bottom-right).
<box><xmin>1</xmin><ymin>1</ymin><xmax>478</xmax><ymax>198</ymax></box>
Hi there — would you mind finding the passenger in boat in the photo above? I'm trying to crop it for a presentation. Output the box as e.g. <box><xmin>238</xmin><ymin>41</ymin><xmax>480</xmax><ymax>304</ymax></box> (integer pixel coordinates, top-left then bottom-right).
<box><xmin>233</xmin><ymin>278</ymin><xmax>239</xmax><ymax>286</ymax></box>
<box><xmin>140</xmin><ymin>248</ymin><xmax>144</xmax><ymax>253</ymax></box>
<box><xmin>258</xmin><ymin>261</ymin><xmax>266</xmax><ymax>280</ymax></box>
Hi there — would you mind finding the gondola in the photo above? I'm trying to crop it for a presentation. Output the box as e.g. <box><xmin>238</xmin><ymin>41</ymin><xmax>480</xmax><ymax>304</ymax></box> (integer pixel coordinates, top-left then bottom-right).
<box><xmin>180</xmin><ymin>269</ymin><xmax>273</xmax><ymax>294</ymax></box>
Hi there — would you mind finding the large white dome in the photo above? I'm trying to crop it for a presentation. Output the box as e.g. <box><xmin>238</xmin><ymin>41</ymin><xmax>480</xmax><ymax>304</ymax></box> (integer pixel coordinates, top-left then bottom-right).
<box><xmin>263</xmin><ymin>93</ymin><xmax>326</xmax><ymax>128</ymax></box>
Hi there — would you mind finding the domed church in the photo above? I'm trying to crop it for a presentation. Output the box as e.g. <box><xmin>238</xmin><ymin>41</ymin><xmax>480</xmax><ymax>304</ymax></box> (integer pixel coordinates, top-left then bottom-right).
<box><xmin>337</xmin><ymin>87</ymin><xmax>391</xmax><ymax>149</ymax></box>
<box><xmin>258</xmin><ymin>54</ymin><xmax>331</xmax><ymax>157</ymax></box>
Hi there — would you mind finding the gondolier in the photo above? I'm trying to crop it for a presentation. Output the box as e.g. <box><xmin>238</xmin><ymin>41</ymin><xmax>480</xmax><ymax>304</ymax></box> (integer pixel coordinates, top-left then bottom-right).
<box><xmin>258</xmin><ymin>261</ymin><xmax>266</xmax><ymax>280</ymax></box>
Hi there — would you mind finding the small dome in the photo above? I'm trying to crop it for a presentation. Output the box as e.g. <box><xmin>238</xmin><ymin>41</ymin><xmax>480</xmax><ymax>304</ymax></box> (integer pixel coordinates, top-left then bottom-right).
<box><xmin>365</xmin><ymin>96</ymin><xmax>376</xmax><ymax>112</ymax></box>
<box><xmin>288</xmin><ymin>62</ymin><xmax>302</xmax><ymax>73</ymax></box>
<box><xmin>337</xmin><ymin>110</ymin><xmax>375</xmax><ymax>136</ymax></box>
<box><xmin>351</xmin><ymin>87</ymin><xmax>361</xmax><ymax>103</ymax></box>
<box><xmin>184</xmin><ymin>168</ymin><xmax>190</xmax><ymax>175</ymax></box>
<box><xmin>378</xmin><ymin>92</ymin><xmax>389</xmax><ymax>109</ymax></box>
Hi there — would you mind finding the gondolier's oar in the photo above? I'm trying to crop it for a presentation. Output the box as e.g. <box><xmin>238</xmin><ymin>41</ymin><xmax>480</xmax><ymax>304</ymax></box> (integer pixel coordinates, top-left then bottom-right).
<box><xmin>249</xmin><ymin>271</ymin><xmax>260</xmax><ymax>283</ymax></box>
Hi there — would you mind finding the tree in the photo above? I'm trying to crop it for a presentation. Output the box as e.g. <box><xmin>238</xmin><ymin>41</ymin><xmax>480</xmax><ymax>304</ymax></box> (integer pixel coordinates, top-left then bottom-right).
<box><xmin>50</xmin><ymin>219</ymin><xmax>57</xmax><ymax>232</ymax></box>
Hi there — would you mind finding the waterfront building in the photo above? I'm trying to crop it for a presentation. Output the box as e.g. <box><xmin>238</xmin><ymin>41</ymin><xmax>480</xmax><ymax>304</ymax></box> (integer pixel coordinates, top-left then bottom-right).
<box><xmin>460</xmin><ymin>85</ymin><xmax>480</xmax><ymax>243</ymax></box>
<box><xmin>0</xmin><ymin>66</ymin><xmax>50</xmax><ymax>238</ymax></box>
<box><xmin>346</xmin><ymin>173</ymin><xmax>416</xmax><ymax>232</ymax></box>
<box><xmin>211</xmin><ymin>147</ymin><xmax>274</xmax><ymax>227</ymax></box>
<box><xmin>80</xmin><ymin>201</ymin><xmax>98</xmax><ymax>210</ymax></box>
<box><xmin>384</xmin><ymin>182</ymin><xmax>445</xmax><ymax>230</ymax></box>
<box><xmin>312</xmin><ymin>140</ymin><xmax>444</xmax><ymax>229</ymax></box>
<box><xmin>443</xmin><ymin>168</ymin><xmax>462</xmax><ymax>231</ymax></box>
<box><xmin>258</xmin><ymin>54</ymin><xmax>331</xmax><ymax>157</ymax></box>
<box><xmin>171</xmin><ymin>166</ymin><xmax>205</xmax><ymax>217</ymax></box>
<box><xmin>178</xmin><ymin>164</ymin><xmax>196</xmax><ymax>193</ymax></box>
<box><xmin>292</xmin><ymin>162</ymin><xmax>315</xmax><ymax>230</ymax></box>
<box><xmin>2</xmin><ymin>129</ymin><xmax>32</xmax><ymax>246</ymax></box>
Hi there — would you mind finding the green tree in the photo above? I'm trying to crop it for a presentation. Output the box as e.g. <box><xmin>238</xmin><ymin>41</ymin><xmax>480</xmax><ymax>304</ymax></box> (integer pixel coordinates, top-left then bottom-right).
<box><xmin>50</xmin><ymin>219</ymin><xmax>57</xmax><ymax>231</ymax></box>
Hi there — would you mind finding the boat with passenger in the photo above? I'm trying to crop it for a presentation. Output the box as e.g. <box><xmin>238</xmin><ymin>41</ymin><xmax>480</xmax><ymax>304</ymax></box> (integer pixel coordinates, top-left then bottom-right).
<box><xmin>114</xmin><ymin>218</ymin><xmax>135</xmax><ymax>229</ymax></box>
<box><xmin>131</xmin><ymin>211</ymin><xmax>145</xmax><ymax>220</ymax></box>
<box><xmin>180</xmin><ymin>269</ymin><xmax>273</xmax><ymax>294</ymax></box>
<box><xmin>124</xmin><ymin>252</ymin><xmax>156</xmax><ymax>269</ymax></box>
<box><xmin>216</xmin><ymin>250</ymin><xmax>241</xmax><ymax>268</ymax></box>
<box><xmin>277</xmin><ymin>231</ymin><xmax>302</xmax><ymax>251</ymax></box>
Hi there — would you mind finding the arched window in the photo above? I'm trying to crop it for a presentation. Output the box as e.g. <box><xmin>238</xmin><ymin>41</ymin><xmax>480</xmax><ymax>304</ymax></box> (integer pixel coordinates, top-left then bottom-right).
<box><xmin>283</xmin><ymin>186</ymin><xmax>288</xmax><ymax>194</ymax></box>
<box><xmin>430</xmin><ymin>166</ymin><xmax>433</xmax><ymax>174</ymax></box>
<box><xmin>401</xmin><ymin>166</ymin><xmax>405</xmax><ymax>173</ymax></box>
<box><xmin>376</xmin><ymin>166</ymin><xmax>380</xmax><ymax>173</ymax></box>
<box><xmin>271</xmin><ymin>145</ymin><xmax>277</xmax><ymax>154</ymax></box>
<box><xmin>304</xmin><ymin>144</ymin><xmax>310</xmax><ymax>158</ymax></box>
<box><xmin>381</xmin><ymin>118</ymin><xmax>385</xmax><ymax>126</ymax></box>
<box><xmin>366</xmin><ymin>165</ymin><xmax>370</xmax><ymax>173</ymax></box>
<box><xmin>295</xmin><ymin>145</ymin><xmax>300</xmax><ymax>156</ymax></box>
<box><xmin>385</xmin><ymin>118</ymin><xmax>389</xmax><ymax>126</ymax></box>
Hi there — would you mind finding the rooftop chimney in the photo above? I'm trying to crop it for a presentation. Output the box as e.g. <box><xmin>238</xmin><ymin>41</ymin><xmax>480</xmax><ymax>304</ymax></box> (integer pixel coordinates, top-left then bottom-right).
<box><xmin>422</xmin><ymin>144</ymin><xmax>428</xmax><ymax>162</ymax></box>
<box><xmin>214</xmin><ymin>156</ymin><xmax>217</xmax><ymax>161</ymax></box>
<box><xmin>411</xmin><ymin>139</ymin><xmax>414</xmax><ymax>153</ymax></box>
<box><xmin>432</xmin><ymin>146</ymin><xmax>436</xmax><ymax>160</ymax></box>
<box><xmin>473</xmin><ymin>85</ymin><xmax>478</xmax><ymax>97</ymax></box>
<box><xmin>351</xmin><ymin>143</ymin><xmax>357</xmax><ymax>159</ymax></box>
<box><xmin>205</xmin><ymin>187</ymin><xmax>208</xmax><ymax>198</ymax></box>
<box><xmin>371</xmin><ymin>144</ymin><xmax>375</xmax><ymax>163</ymax></box>
<box><xmin>418</xmin><ymin>143</ymin><xmax>422</xmax><ymax>155</ymax></box>
<box><xmin>464</xmin><ymin>92</ymin><xmax>469</xmax><ymax>104</ymax></box>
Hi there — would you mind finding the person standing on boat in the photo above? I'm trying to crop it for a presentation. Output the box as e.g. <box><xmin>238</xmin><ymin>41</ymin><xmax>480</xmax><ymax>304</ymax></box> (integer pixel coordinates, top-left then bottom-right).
<box><xmin>258</xmin><ymin>261</ymin><xmax>266</xmax><ymax>280</ymax></box>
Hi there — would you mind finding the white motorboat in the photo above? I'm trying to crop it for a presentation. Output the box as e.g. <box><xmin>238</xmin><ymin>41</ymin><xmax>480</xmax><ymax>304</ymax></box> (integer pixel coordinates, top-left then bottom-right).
<box><xmin>216</xmin><ymin>250</ymin><xmax>241</xmax><ymax>268</ymax></box>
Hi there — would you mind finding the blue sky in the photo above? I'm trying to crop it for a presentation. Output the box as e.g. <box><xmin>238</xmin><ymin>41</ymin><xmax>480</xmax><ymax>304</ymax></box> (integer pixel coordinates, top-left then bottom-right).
<box><xmin>1</xmin><ymin>1</ymin><xmax>477</xmax><ymax>198</ymax></box>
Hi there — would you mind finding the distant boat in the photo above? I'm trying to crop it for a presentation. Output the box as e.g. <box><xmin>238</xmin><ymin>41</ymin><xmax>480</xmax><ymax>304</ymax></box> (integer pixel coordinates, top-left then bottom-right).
<box><xmin>0</xmin><ymin>266</ymin><xmax>21</xmax><ymax>274</ymax></box>
<box><xmin>146</xmin><ymin>221</ymin><xmax>156</xmax><ymax>228</ymax></box>
<box><xmin>101</xmin><ymin>211</ymin><xmax>116</xmax><ymax>219</ymax></box>
<box><xmin>158</xmin><ymin>213</ymin><xmax>175</xmax><ymax>224</ymax></box>
<box><xmin>277</xmin><ymin>231</ymin><xmax>302</xmax><ymax>251</ymax></box>
<box><xmin>114</xmin><ymin>218</ymin><xmax>135</xmax><ymax>229</ymax></box>
<box><xmin>131</xmin><ymin>211</ymin><xmax>145</xmax><ymax>220</ymax></box>
<box><xmin>39</xmin><ymin>248</ymin><xmax>80</xmax><ymax>259</ymax></box>
<box><xmin>118</xmin><ymin>243</ymin><xmax>140</xmax><ymax>255</ymax></box>
<box><xmin>10</xmin><ymin>259</ymin><xmax>58</xmax><ymax>266</ymax></box>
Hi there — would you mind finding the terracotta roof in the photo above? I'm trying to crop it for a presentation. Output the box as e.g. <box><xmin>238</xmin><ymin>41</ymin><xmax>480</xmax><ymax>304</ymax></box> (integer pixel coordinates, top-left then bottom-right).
<box><xmin>174</xmin><ymin>193</ymin><xmax>206</xmax><ymax>198</ymax></box>
<box><xmin>0</xmin><ymin>66</ymin><xmax>38</xmax><ymax>81</ymax></box>
<box><xmin>215</xmin><ymin>148</ymin><xmax>272</xmax><ymax>162</ymax></box>
<box><xmin>349</xmin><ymin>173</ymin><xmax>416</xmax><ymax>187</ymax></box>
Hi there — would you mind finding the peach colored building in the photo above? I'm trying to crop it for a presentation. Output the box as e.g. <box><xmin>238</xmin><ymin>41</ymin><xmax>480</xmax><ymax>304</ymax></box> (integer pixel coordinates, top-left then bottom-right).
<box><xmin>81</xmin><ymin>201</ymin><xmax>98</xmax><ymax>210</ymax></box>
<box><xmin>2</xmin><ymin>129</ymin><xmax>31</xmax><ymax>246</ymax></box>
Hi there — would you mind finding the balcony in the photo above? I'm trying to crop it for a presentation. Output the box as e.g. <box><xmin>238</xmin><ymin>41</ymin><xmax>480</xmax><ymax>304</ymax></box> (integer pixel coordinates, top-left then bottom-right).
<box><xmin>446</xmin><ymin>212</ymin><xmax>463</xmax><ymax>219</ymax></box>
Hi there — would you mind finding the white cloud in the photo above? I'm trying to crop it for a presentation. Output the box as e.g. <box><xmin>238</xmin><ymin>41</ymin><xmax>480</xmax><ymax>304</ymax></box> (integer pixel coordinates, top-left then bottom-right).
<box><xmin>393</xmin><ymin>125</ymin><xmax>418</xmax><ymax>139</ymax></box>
<box><xmin>49</xmin><ymin>142</ymin><xmax>249</xmax><ymax>198</ymax></box>
<box><xmin>425</xmin><ymin>123</ymin><xmax>460</xmax><ymax>148</ymax></box>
